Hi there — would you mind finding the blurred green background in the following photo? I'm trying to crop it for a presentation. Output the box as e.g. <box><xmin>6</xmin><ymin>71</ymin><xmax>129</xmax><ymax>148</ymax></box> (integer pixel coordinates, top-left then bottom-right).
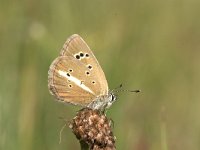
<box><xmin>1</xmin><ymin>0</ymin><xmax>200</xmax><ymax>149</ymax></box>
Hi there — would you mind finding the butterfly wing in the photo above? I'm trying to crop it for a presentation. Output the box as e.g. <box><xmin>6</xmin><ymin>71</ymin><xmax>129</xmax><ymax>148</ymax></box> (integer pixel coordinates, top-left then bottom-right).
<box><xmin>60</xmin><ymin>34</ymin><xmax>108</xmax><ymax>96</ymax></box>
<box><xmin>48</xmin><ymin>56</ymin><xmax>98</xmax><ymax>106</ymax></box>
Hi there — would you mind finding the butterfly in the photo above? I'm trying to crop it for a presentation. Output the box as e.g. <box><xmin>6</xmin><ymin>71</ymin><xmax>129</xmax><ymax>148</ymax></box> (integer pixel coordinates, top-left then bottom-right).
<box><xmin>48</xmin><ymin>34</ymin><xmax>118</xmax><ymax>111</ymax></box>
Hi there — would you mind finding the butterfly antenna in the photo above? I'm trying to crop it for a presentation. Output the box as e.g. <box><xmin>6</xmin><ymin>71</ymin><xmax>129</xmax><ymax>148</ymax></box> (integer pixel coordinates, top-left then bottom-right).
<box><xmin>114</xmin><ymin>89</ymin><xmax>141</xmax><ymax>93</ymax></box>
<box><xmin>111</xmin><ymin>84</ymin><xmax>123</xmax><ymax>92</ymax></box>
<box><xmin>130</xmin><ymin>89</ymin><xmax>141</xmax><ymax>93</ymax></box>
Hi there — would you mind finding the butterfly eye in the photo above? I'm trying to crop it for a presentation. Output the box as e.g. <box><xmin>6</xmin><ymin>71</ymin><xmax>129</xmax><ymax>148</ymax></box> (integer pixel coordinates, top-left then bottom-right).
<box><xmin>111</xmin><ymin>94</ymin><xmax>116</xmax><ymax>102</ymax></box>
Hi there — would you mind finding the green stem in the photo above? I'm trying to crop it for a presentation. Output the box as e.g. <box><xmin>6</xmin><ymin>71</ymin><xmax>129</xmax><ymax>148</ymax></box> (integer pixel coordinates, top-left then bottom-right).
<box><xmin>80</xmin><ymin>140</ymin><xmax>89</xmax><ymax>150</ymax></box>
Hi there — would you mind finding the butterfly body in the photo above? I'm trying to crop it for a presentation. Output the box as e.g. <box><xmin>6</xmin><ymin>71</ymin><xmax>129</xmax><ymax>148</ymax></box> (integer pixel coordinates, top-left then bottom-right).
<box><xmin>48</xmin><ymin>34</ymin><xmax>116</xmax><ymax>111</ymax></box>
<box><xmin>88</xmin><ymin>93</ymin><xmax>116</xmax><ymax>111</ymax></box>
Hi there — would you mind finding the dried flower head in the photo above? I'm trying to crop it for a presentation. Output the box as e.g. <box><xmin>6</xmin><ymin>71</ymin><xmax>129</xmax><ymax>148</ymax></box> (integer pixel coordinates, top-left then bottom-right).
<box><xmin>69</xmin><ymin>108</ymin><xmax>116</xmax><ymax>150</ymax></box>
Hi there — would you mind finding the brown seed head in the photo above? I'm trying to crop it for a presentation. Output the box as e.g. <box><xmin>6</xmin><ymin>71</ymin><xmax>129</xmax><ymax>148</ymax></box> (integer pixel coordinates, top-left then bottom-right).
<box><xmin>69</xmin><ymin>108</ymin><xmax>116</xmax><ymax>150</ymax></box>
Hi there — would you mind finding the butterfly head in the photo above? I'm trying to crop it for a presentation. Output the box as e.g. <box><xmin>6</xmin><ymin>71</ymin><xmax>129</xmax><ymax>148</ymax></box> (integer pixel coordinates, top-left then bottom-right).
<box><xmin>105</xmin><ymin>92</ymin><xmax>117</xmax><ymax>109</ymax></box>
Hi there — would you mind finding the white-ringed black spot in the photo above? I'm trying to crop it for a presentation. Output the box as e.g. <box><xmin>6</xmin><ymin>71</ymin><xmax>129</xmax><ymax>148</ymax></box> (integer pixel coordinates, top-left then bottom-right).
<box><xmin>66</xmin><ymin>73</ymin><xmax>70</xmax><ymax>77</ymax></box>
<box><xmin>86</xmin><ymin>71</ymin><xmax>90</xmax><ymax>75</ymax></box>
<box><xmin>85</xmin><ymin>53</ymin><xmax>89</xmax><ymax>57</ymax></box>
<box><xmin>75</xmin><ymin>55</ymin><xmax>80</xmax><ymax>59</ymax></box>
<box><xmin>69</xmin><ymin>84</ymin><xmax>72</xmax><ymax>88</ymax></box>
<box><xmin>88</xmin><ymin>65</ymin><xmax>92</xmax><ymax>69</ymax></box>
<box><xmin>80</xmin><ymin>52</ymin><xmax>84</xmax><ymax>57</ymax></box>
<box><xmin>69</xmin><ymin>69</ymin><xmax>73</xmax><ymax>72</ymax></box>
<box><xmin>92</xmin><ymin>81</ymin><xmax>95</xmax><ymax>84</ymax></box>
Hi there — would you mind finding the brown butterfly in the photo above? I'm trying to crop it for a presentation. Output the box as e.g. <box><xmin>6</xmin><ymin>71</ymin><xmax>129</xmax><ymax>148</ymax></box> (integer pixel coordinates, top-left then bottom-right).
<box><xmin>48</xmin><ymin>34</ymin><xmax>118</xmax><ymax>111</ymax></box>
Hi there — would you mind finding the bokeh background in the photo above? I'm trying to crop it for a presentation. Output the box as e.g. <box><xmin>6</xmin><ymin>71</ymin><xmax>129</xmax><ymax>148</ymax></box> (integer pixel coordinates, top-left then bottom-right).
<box><xmin>1</xmin><ymin>0</ymin><xmax>200</xmax><ymax>150</ymax></box>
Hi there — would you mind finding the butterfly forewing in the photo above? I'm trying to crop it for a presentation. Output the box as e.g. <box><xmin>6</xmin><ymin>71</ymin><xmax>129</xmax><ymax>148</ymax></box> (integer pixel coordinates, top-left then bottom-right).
<box><xmin>60</xmin><ymin>34</ymin><xmax>108</xmax><ymax>96</ymax></box>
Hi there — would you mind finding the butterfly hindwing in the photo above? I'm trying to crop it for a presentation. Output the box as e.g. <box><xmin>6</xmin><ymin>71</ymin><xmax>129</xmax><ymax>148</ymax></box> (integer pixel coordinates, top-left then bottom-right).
<box><xmin>48</xmin><ymin>56</ymin><xmax>106</xmax><ymax>106</ymax></box>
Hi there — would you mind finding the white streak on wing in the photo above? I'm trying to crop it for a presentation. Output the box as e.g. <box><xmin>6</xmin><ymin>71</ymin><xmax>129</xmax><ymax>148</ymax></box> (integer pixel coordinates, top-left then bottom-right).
<box><xmin>58</xmin><ymin>70</ymin><xmax>94</xmax><ymax>95</ymax></box>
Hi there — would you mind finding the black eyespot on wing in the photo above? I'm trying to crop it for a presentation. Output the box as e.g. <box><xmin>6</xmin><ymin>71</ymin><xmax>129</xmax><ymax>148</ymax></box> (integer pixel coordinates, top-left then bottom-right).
<box><xmin>67</xmin><ymin>73</ymin><xmax>70</xmax><ymax>77</ymax></box>
<box><xmin>85</xmin><ymin>53</ymin><xmax>89</xmax><ymax>57</ymax></box>
<box><xmin>69</xmin><ymin>84</ymin><xmax>72</xmax><ymax>88</ymax></box>
<box><xmin>80</xmin><ymin>52</ymin><xmax>84</xmax><ymax>57</ymax></box>
<box><xmin>69</xmin><ymin>69</ymin><xmax>73</xmax><ymax>72</ymax></box>
<box><xmin>86</xmin><ymin>71</ymin><xmax>90</xmax><ymax>75</ymax></box>
<box><xmin>75</xmin><ymin>55</ymin><xmax>80</xmax><ymax>59</ymax></box>
<box><xmin>92</xmin><ymin>81</ymin><xmax>95</xmax><ymax>84</ymax></box>
<box><xmin>88</xmin><ymin>65</ymin><xmax>92</xmax><ymax>69</ymax></box>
